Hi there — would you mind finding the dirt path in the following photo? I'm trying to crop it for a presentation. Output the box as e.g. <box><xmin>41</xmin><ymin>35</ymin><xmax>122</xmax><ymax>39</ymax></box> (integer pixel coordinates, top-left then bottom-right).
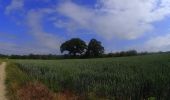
<box><xmin>0</xmin><ymin>62</ymin><xmax>7</xmax><ymax>100</ymax></box>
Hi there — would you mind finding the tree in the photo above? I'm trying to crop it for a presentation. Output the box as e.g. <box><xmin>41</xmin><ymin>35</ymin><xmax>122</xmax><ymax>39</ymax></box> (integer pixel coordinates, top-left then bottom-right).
<box><xmin>60</xmin><ymin>38</ymin><xmax>87</xmax><ymax>56</ymax></box>
<box><xmin>126</xmin><ymin>50</ymin><xmax>137</xmax><ymax>56</ymax></box>
<box><xmin>86</xmin><ymin>39</ymin><xmax>104</xmax><ymax>57</ymax></box>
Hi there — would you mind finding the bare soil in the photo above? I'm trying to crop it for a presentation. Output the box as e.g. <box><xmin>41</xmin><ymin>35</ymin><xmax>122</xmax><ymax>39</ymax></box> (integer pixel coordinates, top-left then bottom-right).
<box><xmin>17</xmin><ymin>82</ymin><xmax>54</xmax><ymax>100</ymax></box>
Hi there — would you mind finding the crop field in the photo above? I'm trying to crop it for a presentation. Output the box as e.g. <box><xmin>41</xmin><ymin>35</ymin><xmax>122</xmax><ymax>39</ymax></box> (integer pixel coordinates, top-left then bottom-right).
<box><xmin>9</xmin><ymin>54</ymin><xmax>170</xmax><ymax>99</ymax></box>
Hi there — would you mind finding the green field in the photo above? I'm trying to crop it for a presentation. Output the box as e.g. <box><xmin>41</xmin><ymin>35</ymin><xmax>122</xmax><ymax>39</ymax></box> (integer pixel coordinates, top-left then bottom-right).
<box><xmin>7</xmin><ymin>54</ymin><xmax>170</xmax><ymax>99</ymax></box>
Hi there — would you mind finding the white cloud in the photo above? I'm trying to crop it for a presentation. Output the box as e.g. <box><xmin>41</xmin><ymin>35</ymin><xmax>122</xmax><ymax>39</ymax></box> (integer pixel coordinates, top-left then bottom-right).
<box><xmin>27</xmin><ymin>9</ymin><xmax>63</xmax><ymax>52</ymax></box>
<box><xmin>0</xmin><ymin>32</ymin><xmax>60</xmax><ymax>54</ymax></box>
<box><xmin>57</xmin><ymin>0</ymin><xmax>170</xmax><ymax>39</ymax></box>
<box><xmin>0</xmin><ymin>42</ymin><xmax>59</xmax><ymax>55</ymax></box>
<box><xmin>5</xmin><ymin>0</ymin><xmax>24</xmax><ymax>14</ymax></box>
<box><xmin>4</xmin><ymin>0</ymin><xmax>64</xmax><ymax>54</ymax></box>
<box><xmin>144</xmin><ymin>33</ymin><xmax>170</xmax><ymax>51</ymax></box>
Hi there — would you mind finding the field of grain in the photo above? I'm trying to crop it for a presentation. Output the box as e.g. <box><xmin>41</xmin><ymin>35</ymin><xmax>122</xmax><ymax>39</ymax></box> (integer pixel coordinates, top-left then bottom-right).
<box><xmin>8</xmin><ymin>54</ymin><xmax>170</xmax><ymax>99</ymax></box>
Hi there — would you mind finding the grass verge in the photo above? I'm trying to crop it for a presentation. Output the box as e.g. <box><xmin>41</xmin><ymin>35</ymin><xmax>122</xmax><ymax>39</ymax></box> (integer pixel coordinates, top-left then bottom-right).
<box><xmin>5</xmin><ymin>62</ymin><xmax>31</xmax><ymax>100</ymax></box>
<box><xmin>5</xmin><ymin>62</ymin><xmax>59</xmax><ymax>100</ymax></box>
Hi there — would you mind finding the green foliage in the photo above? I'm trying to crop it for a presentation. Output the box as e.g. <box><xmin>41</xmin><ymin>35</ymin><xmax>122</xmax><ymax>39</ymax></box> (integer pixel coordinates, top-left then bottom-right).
<box><xmin>60</xmin><ymin>38</ymin><xmax>87</xmax><ymax>56</ymax></box>
<box><xmin>107</xmin><ymin>50</ymin><xmax>138</xmax><ymax>57</ymax></box>
<box><xmin>86</xmin><ymin>39</ymin><xmax>104</xmax><ymax>57</ymax></box>
<box><xmin>14</xmin><ymin>54</ymin><xmax>170</xmax><ymax>99</ymax></box>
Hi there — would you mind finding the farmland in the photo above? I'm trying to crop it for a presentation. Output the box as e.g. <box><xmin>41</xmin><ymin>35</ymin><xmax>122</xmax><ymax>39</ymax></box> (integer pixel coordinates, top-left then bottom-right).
<box><xmin>6</xmin><ymin>53</ymin><xmax>170</xmax><ymax>99</ymax></box>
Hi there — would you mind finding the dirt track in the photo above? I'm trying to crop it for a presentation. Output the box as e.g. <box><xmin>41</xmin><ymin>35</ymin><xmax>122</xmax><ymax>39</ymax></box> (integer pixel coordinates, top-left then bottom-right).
<box><xmin>0</xmin><ymin>62</ymin><xmax>7</xmax><ymax>100</ymax></box>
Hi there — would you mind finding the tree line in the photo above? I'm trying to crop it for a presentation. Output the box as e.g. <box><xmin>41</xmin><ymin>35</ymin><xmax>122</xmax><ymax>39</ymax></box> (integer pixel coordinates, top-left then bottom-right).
<box><xmin>0</xmin><ymin>51</ymin><xmax>168</xmax><ymax>60</ymax></box>
<box><xmin>0</xmin><ymin>38</ymin><xmax>169</xmax><ymax>59</ymax></box>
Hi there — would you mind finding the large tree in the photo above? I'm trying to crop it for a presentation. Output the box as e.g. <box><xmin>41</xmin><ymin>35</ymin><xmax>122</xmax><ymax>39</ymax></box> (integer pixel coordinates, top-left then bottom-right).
<box><xmin>86</xmin><ymin>39</ymin><xmax>104</xmax><ymax>57</ymax></box>
<box><xmin>60</xmin><ymin>38</ymin><xmax>87</xmax><ymax>56</ymax></box>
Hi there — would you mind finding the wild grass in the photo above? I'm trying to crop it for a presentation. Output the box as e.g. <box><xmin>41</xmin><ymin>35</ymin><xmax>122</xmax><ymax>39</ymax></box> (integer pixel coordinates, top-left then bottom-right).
<box><xmin>8</xmin><ymin>53</ymin><xmax>170</xmax><ymax>99</ymax></box>
<box><xmin>0</xmin><ymin>59</ymin><xmax>3</xmax><ymax>64</ymax></box>
<box><xmin>5</xmin><ymin>62</ymin><xmax>31</xmax><ymax>100</ymax></box>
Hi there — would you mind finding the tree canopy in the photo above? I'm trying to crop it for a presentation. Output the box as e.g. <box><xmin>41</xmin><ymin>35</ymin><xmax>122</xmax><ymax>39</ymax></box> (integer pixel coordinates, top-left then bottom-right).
<box><xmin>86</xmin><ymin>39</ymin><xmax>104</xmax><ymax>57</ymax></box>
<box><xmin>60</xmin><ymin>38</ymin><xmax>87</xmax><ymax>56</ymax></box>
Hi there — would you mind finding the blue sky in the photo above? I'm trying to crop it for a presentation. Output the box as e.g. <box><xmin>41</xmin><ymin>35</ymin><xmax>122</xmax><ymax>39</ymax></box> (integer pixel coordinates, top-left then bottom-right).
<box><xmin>0</xmin><ymin>0</ymin><xmax>170</xmax><ymax>54</ymax></box>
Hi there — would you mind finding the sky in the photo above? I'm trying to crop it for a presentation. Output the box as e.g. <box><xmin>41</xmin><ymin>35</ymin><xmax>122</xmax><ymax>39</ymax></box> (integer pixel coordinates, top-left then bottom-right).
<box><xmin>0</xmin><ymin>0</ymin><xmax>170</xmax><ymax>55</ymax></box>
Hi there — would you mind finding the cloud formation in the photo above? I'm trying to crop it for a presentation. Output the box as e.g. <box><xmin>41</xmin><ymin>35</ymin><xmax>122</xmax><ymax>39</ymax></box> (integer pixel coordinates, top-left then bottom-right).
<box><xmin>2</xmin><ymin>0</ymin><xmax>170</xmax><ymax>54</ymax></box>
<box><xmin>0</xmin><ymin>42</ymin><xmax>59</xmax><ymax>55</ymax></box>
<box><xmin>144</xmin><ymin>33</ymin><xmax>170</xmax><ymax>51</ymax></box>
<box><xmin>5</xmin><ymin>0</ymin><xmax>24</xmax><ymax>14</ymax></box>
<box><xmin>57</xmin><ymin>0</ymin><xmax>170</xmax><ymax>39</ymax></box>
<box><xmin>27</xmin><ymin>9</ymin><xmax>62</xmax><ymax>51</ymax></box>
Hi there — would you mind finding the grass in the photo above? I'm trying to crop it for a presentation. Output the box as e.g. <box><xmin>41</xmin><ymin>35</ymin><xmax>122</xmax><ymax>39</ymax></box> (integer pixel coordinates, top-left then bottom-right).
<box><xmin>6</xmin><ymin>53</ymin><xmax>170</xmax><ymax>99</ymax></box>
<box><xmin>5</xmin><ymin>62</ymin><xmax>31</xmax><ymax>100</ymax></box>
<box><xmin>0</xmin><ymin>59</ymin><xmax>3</xmax><ymax>64</ymax></box>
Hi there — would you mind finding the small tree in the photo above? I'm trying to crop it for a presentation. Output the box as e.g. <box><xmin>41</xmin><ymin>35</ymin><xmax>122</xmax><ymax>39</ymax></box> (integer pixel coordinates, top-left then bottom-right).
<box><xmin>60</xmin><ymin>38</ymin><xmax>87</xmax><ymax>56</ymax></box>
<box><xmin>86</xmin><ymin>39</ymin><xmax>104</xmax><ymax>57</ymax></box>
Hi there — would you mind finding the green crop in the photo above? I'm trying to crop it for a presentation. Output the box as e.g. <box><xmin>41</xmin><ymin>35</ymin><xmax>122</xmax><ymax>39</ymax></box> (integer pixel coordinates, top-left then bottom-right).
<box><xmin>14</xmin><ymin>54</ymin><xmax>170</xmax><ymax>99</ymax></box>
